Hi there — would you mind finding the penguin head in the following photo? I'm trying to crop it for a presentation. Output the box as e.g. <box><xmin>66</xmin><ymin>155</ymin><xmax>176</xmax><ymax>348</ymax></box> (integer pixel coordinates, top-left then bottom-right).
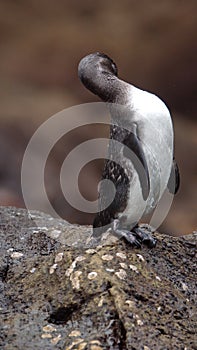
<box><xmin>78</xmin><ymin>52</ymin><xmax>118</xmax><ymax>98</ymax></box>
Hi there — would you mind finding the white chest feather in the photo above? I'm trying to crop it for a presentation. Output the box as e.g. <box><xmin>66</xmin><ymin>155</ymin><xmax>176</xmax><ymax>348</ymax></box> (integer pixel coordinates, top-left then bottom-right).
<box><xmin>116</xmin><ymin>86</ymin><xmax>174</xmax><ymax>228</ymax></box>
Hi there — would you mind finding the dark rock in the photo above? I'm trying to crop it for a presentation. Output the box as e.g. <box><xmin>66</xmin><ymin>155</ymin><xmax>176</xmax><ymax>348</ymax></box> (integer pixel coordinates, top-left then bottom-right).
<box><xmin>0</xmin><ymin>206</ymin><xmax>196</xmax><ymax>349</ymax></box>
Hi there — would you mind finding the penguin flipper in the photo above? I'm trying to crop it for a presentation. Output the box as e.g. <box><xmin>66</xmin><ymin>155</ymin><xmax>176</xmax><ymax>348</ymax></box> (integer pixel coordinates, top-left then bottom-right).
<box><xmin>123</xmin><ymin>131</ymin><xmax>150</xmax><ymax>200</ymax></box>
<box><xmin>93</xmin><ymin>127</ymin><xmax>150</xmax><ymax>236</ymax></box>
<box><xmin>167</xmin><ymin>159</ymin><xmax>180</xmax><ymax>194</ymax></box>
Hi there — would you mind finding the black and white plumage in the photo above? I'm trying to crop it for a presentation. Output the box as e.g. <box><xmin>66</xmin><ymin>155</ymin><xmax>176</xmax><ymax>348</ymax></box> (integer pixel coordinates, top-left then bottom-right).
<box><xmin>78</xmin><ymin>52</ymin><xmax>180</xmax><ymax>248</ymax></box>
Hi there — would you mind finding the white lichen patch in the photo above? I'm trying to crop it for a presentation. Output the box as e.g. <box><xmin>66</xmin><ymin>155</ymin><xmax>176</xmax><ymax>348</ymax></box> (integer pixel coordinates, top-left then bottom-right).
<box><xmin>129</xmin><ymin>264</ymin><xmax>138</xmax><ymax>273</ymax></box>
<box><xmin>65</xmin><ymin>256</ymin><xmax>86</xmax><ymax>277</ymax></box>
<box><xmin>42</xmin><ymin>324</ymin><xmax>57</xmax><ymax>332</ymax></box>
<box><xmin>137</xmin><ymin>319</ymin><xmax>144</xmax><ymax>326</ymax></box>
<box><xmin>90</xmin><ymin>340</ymin><xmax>102</xmax><ymax>345</ymax></box>
<box><xmin>30</xmin><ymin>267</ymin><xmax>36</xmax><ymax>273</ymax></box>
<box><xmin>134</xmin><ymin>314</ymin><xmax>144</xmax><ymax>326</ymax></box>
<box><xmin>181</xmin><ymin>281</ymin><xmax>188</xmax><ymax>291</ymax></box>
<box><xmin>116</xmin><ymin>252</ymin><xmax>127</xmax><ymax>260</ymax></box>
<box><xmin>68</xmin><ymin>330</ymin><xmax>81</xmax><ymax>337</ymax></box>
<box><xmin>65</xmin><ymin>338</ymin><xmax>83</xmax><ymax>349</ymax></box>
<box><xmin>105</xmin><ymin>268</ymin><xmax>115</xmax><ymax>273</ymax></box>
<box><xmin>55</xmin><ymin>252</ymin><xmax>63</xmax><ymax>263</ymax></box>
<box><xmin>136</xmin><ymin>253</ymin><xmax>145</xmax><ymax>262</ymax></box>
<box><xmin>115</xmin><ymin>269</ymin><xmax>127</xmax><ymax>280</ymax></box>
<box><xmin>49</xmin><ymin>263</ymin><xmax>58</xmax><ymax>274</ymax></box>
<box><xmin>98</xmin><ymin>297</ymin><xmax>104</xmax><ymax>307</ymax></box>
<box><xmin>88</xmin><ymin>271</ymin><xmax>98</xmax><ymax>280</ymax></box>
<box><xmin>125</xmin><ymin>300</ymin><xmax>135</xmax><ymax>308</ymax></box>
<box><xmin>7</xmin><ymin>248</ymin><xmax>14</xmax><ymax>252</ymax></box>
<box><xmin>119</xmin><ymin>262</ymin><xmax>128</xmax><ymax>269</ymax></box>
<box><xmin>70</xmin><ymin>271</ymin><xmax>82</xmax><ymax>289</ymax></box>
<box><xmin>101</xmin><ymin>254</ymin><xmax>114</xmax><ymax>261</ymax></box>
<box><xmin>50</xmin><ymin>334</ymin><xmax>61</xmax><ymax>345</ymax></box>
<box><xmin>65</xmin><ymin>266</ymin><xmax>74</xmax><ymax>277</ymax></box>
<box><xmin>41</xmin><ymin>333</ymin><xmax>52</xmax><ymax>339</ymax></box>
<box><xmin>10</xmin><ymin>252</ymin><xmax>24</xmax><ymax>259</ymax></box>
<box><xmin>37</xmin><ymin>226</ymin><xmax>48</xmax><ymax>231</ymax></box>
<box><xmin>32</xmin><ymin>229</ymin><xmax>41</xmax><ymax>234</ymax></box>
<box><xmin>85</xmin><ymin>249</ymin><xmax>97</xmax><ymax>254</ymax></box>
<box><xmin>75</xmin><ymin>255</ymin><xmax>86</xmax><ymax>263</ymax></box>
<box><xmin>155</xmin><ymin>275</ymin><xmax>161</xmax><ymax>281</ymax></box>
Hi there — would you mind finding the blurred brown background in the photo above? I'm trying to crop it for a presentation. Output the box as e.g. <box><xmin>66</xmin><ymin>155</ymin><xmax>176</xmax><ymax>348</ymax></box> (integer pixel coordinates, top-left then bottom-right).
<box><xmin>0</xmin><ymin>0</ymin><xmax>196</xmax><ymax>235</ymax></box>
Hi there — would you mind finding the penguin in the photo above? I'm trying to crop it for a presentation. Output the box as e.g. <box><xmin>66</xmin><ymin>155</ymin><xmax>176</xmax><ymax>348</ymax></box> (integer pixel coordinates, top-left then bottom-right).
<box><xmin>78</xmin><ymin>52</ymin><xmax>180</xmax><ymax>248</ymax></box>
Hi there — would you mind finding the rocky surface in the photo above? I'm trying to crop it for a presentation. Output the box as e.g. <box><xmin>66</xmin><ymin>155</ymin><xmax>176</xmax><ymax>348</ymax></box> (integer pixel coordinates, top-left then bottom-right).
<box><xmin>0</xmin><ymin>206</ymin><xmax>196</xmax><ymax>350</ymax></box>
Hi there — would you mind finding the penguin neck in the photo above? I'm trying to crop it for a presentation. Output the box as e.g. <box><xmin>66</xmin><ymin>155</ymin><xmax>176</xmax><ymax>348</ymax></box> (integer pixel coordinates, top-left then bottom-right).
<box><xmin>85</xmin><ymin>73</ymin><xmax>129</xmax><ymax>104</ymax></box>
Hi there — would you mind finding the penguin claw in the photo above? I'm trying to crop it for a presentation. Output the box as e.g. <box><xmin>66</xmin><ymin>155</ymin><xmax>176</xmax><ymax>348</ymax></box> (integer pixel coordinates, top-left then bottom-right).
<box><xmin>132</xmin><ymin>227</ymin><xmax>157</xmax><ymax>248</ymax></box>
<box><xmin>123</xmin><ymin>232</ymin><xmax>142</xmax><ymax>248</ymax></box>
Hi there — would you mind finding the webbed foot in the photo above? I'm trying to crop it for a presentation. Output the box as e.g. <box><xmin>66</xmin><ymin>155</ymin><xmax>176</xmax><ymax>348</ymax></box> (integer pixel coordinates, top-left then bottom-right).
<box><xmin>111</xmin><ymin>220</ymin><xmax>156</xmax><ymax>248</ymax></box>
<box><xmin>132</xmin><ymin>225</ymin><xmax>157</xmax><ymax>248</ymax></box>
<box><xmin>111</xmin><ymin>220</ymin><xmax>142</xmax><ymax>248</ymax></box>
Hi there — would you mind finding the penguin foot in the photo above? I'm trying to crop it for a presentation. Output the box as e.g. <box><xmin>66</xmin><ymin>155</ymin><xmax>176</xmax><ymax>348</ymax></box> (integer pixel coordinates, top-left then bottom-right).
<box><xmin>132</xmin><ymin>226</ymin><xmax>157</xmax><ymax>248</ymax></box>
<box><xmin>110</xmin><ymin>220</ymin><xmax>156</xmax><ymax>248</ymax></box>
<box><xmin>111</xmin><ymin>220</ymin><xmax>142</xmax><ymax>248</ymax></box>
<box><xmin>91</xmin><ymin>220</ymin><xmax>156</xmax><ymax>248</ymax></box>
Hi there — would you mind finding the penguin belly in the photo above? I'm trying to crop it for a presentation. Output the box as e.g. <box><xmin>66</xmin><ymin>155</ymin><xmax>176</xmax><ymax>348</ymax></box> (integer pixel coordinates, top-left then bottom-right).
<box><xmin>117</xmin><ymin>168</ymin><xmax>147</xmax><ymax>230</ymax></box>
<box><xmin>116</xmin><ymin>87</ymin><xmax>174</xmax><ymax>228</ymax></box>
